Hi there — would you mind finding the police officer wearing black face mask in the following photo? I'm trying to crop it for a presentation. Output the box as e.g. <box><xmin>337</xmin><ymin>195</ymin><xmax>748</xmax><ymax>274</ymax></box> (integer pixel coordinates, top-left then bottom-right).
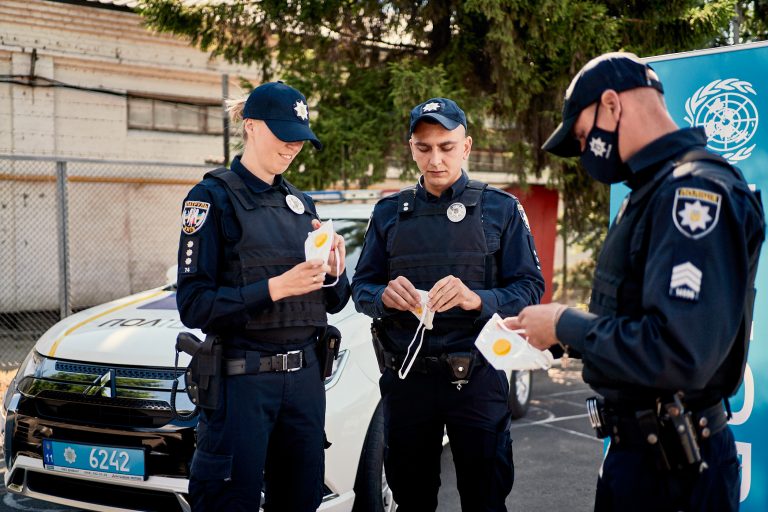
<box><xmin>506</xmin><ymin>52</ymin><xmax>765</xmax><ymax>512</ymax></box>
<box><xmin>176</xmin><ymin>82</ymin><xmax>350</xmax><ymax>511</ymax></box>
<box><xmin>352</xmin><ymin>97</ymin><xmax>545</xmax><ymax>511</ymax></box>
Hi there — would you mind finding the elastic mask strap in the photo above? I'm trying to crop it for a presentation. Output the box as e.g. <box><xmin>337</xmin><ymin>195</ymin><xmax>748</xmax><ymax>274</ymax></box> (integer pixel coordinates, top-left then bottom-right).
<box><xmin>497</xmin><ymin>318</ymin><xmax>525</xmax><ymax>335</ymax></box>
<box><xmin>321</xmin><ymin>256</ymin><xmax>341</xmax><ymax>288</ymax></box>
<box><xmin>398</xmin><ymin>313</ymin><xmax>427</xmax><ymax>380</ymax></box>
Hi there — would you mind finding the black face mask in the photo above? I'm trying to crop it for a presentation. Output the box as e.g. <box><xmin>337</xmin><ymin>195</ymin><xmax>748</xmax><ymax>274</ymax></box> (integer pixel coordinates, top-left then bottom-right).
<box><xmin>579</xmin><ymin>103</ymin><xmax>631</xmax><ymax>184</ymax></box>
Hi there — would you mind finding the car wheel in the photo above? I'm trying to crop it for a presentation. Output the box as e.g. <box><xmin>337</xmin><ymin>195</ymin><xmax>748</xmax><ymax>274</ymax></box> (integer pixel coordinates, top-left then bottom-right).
<box><xmin>353</xmin><ymin>401</ymin><xmax>396</xmax><ymax>512</ymax></box>
<box><xmin>508</xmin><ymin>370</ymin><xmax>532</xmax><ymax>419</ymax></box>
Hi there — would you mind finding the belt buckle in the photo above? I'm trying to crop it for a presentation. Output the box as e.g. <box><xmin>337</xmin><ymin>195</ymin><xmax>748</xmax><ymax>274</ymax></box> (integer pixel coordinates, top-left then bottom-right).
<box><xmin>281</xmin><ymin>350</ymin><xmax>303</xmax><ymax>372</ymax></box>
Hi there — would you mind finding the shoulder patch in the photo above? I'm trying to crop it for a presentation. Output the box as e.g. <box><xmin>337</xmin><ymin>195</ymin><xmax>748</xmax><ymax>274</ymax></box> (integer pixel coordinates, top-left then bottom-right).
<box><xmin>181</xmin><ymin>201</ymin><xmax>210</xmax><ymax>235</ymax></box>
<box><xmin>517</xmin><ymin>202</ymin><xmax>531</xmax><ymax>233</ymax></box>
<box><xmin>672</xmin><ymin>187</ymin><xmax>721</xmax><ymax>239</ymax></box>
<box><xmin>669</xmin><ymin>261</ymin><xmax>702</xmax><ymax>302</ymax></box>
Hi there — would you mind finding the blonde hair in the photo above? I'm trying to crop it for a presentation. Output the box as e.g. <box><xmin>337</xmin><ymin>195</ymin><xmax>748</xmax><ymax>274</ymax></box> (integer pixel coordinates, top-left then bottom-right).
<box><xmin>225</xmin><ymin>96</ymin><xmax>248</xmax><ymax>141</ymax></box>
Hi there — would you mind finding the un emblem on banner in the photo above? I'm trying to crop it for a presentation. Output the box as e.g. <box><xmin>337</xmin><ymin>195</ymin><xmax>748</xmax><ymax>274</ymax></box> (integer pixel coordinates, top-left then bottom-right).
<box><xmin>684</xmin><ymin>78</ymin><xmax>758</xmax><ymax>164</ymax></box>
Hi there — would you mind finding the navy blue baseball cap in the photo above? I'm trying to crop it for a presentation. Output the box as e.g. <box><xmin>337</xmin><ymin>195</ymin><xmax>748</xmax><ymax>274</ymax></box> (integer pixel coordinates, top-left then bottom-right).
<box><xmin>543</xmin><ymin>52</ymin><xmax>664</xmax><ymax>157</ymax></box>
<box><xmin>409</xmin><ymin>97</ymin><xmax>467</xmax><ymax>135</ymax></box>
<box><xmin>243</xmin><ymin>81</ymin><xmax>322</xmax><ymax>150</ymax></box>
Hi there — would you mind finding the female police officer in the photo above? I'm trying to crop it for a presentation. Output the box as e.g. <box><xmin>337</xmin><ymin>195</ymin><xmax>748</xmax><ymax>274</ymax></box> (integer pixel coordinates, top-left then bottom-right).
<box><xmin>176</xmin><ymin>81</ymin><xmax>350</xmax><ymax>511</ymax></box>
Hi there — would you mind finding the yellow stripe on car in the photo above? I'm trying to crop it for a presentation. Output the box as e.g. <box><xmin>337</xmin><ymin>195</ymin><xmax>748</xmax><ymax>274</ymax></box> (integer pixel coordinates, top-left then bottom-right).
<box><xmin>47</xmin><ymin>290</ymin><xmax>168</xmax><ymax>357</ymax></box>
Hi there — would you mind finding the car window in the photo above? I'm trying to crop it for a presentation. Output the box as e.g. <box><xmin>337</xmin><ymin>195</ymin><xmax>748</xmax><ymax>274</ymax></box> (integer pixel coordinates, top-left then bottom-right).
<box><xmin>334</xmin><ymin>218</ymin><xmax>368</xmax><ymax>280</ymax></box>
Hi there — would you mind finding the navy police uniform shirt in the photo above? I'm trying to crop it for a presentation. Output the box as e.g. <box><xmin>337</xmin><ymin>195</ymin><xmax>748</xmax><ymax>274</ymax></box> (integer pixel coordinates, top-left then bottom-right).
<box><xmin>176</xmin><ymin>155</ymin><xmax>351</xmax><ymax>354</ymax></box>
<box><xmin>556</xmin><ymin>128</ymin><xmax>765</xmax><ymax>402</ymax></box>
<box><xmin>352</xmin><ymin>170</ymin><xmax>545</xmax><ymax>355</ymax></box>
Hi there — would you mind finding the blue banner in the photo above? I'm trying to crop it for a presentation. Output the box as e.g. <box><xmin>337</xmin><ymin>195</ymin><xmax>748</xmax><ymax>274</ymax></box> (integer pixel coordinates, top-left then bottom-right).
<box><xmin>608</xmin><ymin>42</ymin><xmax>768</xmax><ymax>509</ymax></box>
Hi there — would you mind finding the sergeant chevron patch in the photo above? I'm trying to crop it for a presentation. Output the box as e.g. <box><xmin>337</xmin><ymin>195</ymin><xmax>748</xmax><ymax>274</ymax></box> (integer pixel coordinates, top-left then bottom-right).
<box><xmin>669</xmin><ymin>262</ymin><xmax>702</xmax><ymax>302</ymax></box>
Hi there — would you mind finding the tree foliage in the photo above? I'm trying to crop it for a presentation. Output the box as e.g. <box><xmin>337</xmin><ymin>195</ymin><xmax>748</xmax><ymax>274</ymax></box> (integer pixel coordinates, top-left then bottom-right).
<box><xmin>138</xmin><ymin>0</ymin><xmax>765</xmax><ymax>254</ymax></box>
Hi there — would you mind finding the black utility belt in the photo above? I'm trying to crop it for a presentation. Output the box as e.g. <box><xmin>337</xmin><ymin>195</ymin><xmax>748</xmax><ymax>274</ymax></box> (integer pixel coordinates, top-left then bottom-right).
<box><xmin>382</xmin><ymin>350</ymin><xmax>486</xmax><ymax>383</ymax></box>
<box><xmin>223</xmin><ymin>347</ymin><xmax>317</xmax><ymax>375</ymax></box>
<box><xmin>587</xmin><ymin>393</ymin><xmax>727</xmax><ymax>472</ymax></box>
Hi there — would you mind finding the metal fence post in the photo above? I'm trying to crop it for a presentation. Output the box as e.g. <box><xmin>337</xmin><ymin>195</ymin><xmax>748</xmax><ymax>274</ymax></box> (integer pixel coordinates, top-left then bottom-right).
<box><xmin>56</xmin><ymin>160</ymin><xmax>71</xmax><ymax>319</ymax></box>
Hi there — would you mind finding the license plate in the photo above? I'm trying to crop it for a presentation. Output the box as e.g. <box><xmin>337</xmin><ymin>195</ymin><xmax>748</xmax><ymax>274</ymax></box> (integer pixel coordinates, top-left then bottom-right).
<box><xmin>42</xmin><ymin>439</ymin><xmax>146</xmax><ymax>481</ymax></box>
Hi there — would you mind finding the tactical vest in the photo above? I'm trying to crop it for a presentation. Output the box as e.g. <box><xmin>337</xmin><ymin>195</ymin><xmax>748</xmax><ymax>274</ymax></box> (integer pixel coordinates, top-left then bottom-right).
<box><xmin>587</xmin><ymin>150</ymin><xmax>759</xmax><ymax>402</ymax></box>
<box><xmin>383</xmin><ymin>180</ymin><xmax>498</xmax><ymax>334</ymax></box>
<box><xmin>207</xmin><ymin>168</ymin><xmax>327</xmax><ymax>333</ymax></box>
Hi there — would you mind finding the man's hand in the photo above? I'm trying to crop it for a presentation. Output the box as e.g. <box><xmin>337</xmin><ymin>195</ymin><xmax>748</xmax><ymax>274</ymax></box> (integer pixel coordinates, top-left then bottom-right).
<box><xmin>268</xmin><ymin>259</ymin><xmax>329</xmax><ymax>301</ymax></box>
<box><xmin>503</xmin><ymin>303</ymin><xmax>568</xmax><ymax>350</ymax></box>
<box><xmin>428</xmin><ymin>275</ymin><xmax>481</xmax><ymax>312</ymax></box>
<box><xmin>312</xmin><ymin>219</ymin><xmax>346</xmax><ymax>278</ymax></box>
<box><xmin>381</xmin><ymin>276</ymin><xmax>422</xmax><ymax>312</ymax></box>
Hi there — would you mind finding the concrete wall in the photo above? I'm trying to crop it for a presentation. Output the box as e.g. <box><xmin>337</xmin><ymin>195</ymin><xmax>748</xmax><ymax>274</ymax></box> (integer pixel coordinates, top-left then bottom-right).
<box><xmin>0</xmin><ymin>0</ymin><xmax>260</xmax><ymax>163</ymax></box>
<box><xmin>0</xmin><ymin>0</ymin><xmax>262</xmax><ymax>312</ymax></box>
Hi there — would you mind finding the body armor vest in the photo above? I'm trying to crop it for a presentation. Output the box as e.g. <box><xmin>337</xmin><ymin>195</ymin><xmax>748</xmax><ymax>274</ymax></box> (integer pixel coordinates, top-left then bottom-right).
<box><xmin>587</xmin><ymin>150</ymin><xmax>758</xmax><ymax>402</ymax></box>
<box><xmin>207</xmin><ymin>168</ymin><xmax>327</xmax><ymax>334</ymax></box>
<box><xmin>383</xmin><ymin>180</ymin><xmax>498</xmax><ymax>334</ymax></box>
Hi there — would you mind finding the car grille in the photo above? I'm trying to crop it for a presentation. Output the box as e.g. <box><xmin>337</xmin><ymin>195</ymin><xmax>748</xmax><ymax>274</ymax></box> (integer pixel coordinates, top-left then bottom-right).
<box><xmin>33</xmin><ymin>390</ymin><xmax>174</xmax><ymax>428</ymax></box>
<box><xmin>17</xmin><ymin>358</ymin><xmax>194</xmax><ymax>429</ymax></box>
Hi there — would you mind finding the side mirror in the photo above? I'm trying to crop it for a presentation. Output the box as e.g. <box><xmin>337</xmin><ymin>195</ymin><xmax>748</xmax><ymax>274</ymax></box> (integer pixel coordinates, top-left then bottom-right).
<box><xmin>166</xmin><ymin>264</ymin><xmax>178</xmax><ymax>286</ymax></box>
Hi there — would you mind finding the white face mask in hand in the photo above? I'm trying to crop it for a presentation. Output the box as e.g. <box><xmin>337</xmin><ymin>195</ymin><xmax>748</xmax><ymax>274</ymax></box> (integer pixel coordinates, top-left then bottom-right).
<box><xmin>474</xmin><ymin>313</ymin><xmax>553</xmax><ymax>371</ymax></box>
<box><xmin>398</xmin><ymin>289</ymin><xmax>434</xmax><ymax>380</ymax></box>
<box><xmin>304</xmin><ymin>219</ymin><xmax>340</xmax><ymax>287</ymax></box>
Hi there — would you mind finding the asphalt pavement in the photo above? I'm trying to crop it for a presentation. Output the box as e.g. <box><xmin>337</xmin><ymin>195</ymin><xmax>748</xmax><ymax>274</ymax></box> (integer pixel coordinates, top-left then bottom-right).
<box><xmin>439</xmin><ymin>361</ymin><xmax>603</xmax><ymax>511</ymax></box>
<box><xmin>0</xmin><ymin>361</ymin><xmax>602</xmax><ymax>512</ymax></box>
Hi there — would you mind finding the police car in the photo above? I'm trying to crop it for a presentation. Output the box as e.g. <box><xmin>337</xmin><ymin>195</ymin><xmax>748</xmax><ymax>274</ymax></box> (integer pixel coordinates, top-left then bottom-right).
<box><xmin>0</xmin><ymin>195</ymin><xmax>531</xmax><ymax>512</ymax></box>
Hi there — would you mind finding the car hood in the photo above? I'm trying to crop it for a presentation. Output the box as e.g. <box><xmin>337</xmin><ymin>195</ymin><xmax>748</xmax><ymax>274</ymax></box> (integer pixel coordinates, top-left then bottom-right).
<box><xmin>33</xmin><ymin>287</ymin><xmax>363</xmax><ymax>368</ymax></box>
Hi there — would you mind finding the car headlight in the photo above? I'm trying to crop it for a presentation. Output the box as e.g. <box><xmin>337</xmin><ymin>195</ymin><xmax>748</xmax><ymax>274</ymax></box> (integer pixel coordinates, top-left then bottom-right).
<box><xmin>16</xmin><ymin>350</ymin><xmax>45</xmax><ymax>381</ymax></box>
<box><xmin>1</xmin><ymin>350</ymin><xmax>41</xmax><ymax>425</ymax></box>
<box><xmin>323</xmin><ymin>349</ymin><xmax>349</xmax><ymax>391</ymax></box>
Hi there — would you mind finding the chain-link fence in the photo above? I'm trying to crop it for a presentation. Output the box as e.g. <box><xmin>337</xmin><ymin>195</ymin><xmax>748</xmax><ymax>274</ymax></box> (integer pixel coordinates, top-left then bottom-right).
<box><xmin>0</xmin><ymin>155</ymin><xmax>209</xmax><ymax>366</ymax></box>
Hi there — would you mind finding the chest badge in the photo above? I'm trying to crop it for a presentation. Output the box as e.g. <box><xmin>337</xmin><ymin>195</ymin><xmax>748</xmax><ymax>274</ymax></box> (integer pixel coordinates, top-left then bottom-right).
<box><xmin>447</xmin><ymin>202</ymin><xmax>466</xmax><ymax>223</ymax></box>
<box><xmin>285</xmin><ymin>194</ymin><xmax>306</xmax><ymax>215</ymax></box>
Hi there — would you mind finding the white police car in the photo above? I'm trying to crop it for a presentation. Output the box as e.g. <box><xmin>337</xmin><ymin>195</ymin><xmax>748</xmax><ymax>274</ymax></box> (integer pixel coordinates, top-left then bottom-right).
<box><xmin>0</xmin><ymin>197</ymin><xmax>531</xmax><ymax>512</ymax></box>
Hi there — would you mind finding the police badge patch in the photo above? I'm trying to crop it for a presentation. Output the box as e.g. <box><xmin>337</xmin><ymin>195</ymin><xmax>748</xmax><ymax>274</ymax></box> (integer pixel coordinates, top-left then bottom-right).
<box><xmin>672</xmin><ymin>188</ymin><xmax>721</xmax><ymax>239</ymax></box>
<box><xmin>181</xmin><ymin>201</ymin><xmax>210</xmax><ymax>235</ymax></box>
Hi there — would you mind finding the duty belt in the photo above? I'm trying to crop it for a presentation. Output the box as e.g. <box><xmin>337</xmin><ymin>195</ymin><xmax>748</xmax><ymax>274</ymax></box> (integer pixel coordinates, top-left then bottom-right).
<box><xmin>602</xmin><ymin>401</ymin><xmax>728</xmax><ymax>446</ymax></box>
<box><xmin>587</xmin><ymin>395</ymin><xmax>728</xmax><ymax>472</ymax></box>
<box><xmin>223</xmin><ymin>347</ymin><xmax>315</xmax><ymax>375</ymax></box>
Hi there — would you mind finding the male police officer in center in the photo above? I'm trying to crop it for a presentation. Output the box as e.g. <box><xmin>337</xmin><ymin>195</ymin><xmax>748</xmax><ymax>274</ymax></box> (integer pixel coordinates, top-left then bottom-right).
<box><xmin>352</xmin><ymin>97</ymin><xmax>544</xmax><ymax>511</ymax></box>
<box><xmin>506</xmin><ymin>53</ymin><xmax>764</xmax><ymax>511</ymax></box>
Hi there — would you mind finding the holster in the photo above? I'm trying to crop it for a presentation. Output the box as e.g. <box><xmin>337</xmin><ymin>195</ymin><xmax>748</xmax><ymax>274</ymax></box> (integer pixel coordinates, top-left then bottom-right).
<box><xmin>176</xmin><ymin>332</ymin><xmax>222</xmax><ymax>410</ymax></box>
<box><xmin>659</xmin><ymin>393</ymin><xmax>704</xmax><ymax>471</ymax></box>
<box><xmin>317</xmin><ymin>326</ymin><xmax>342</xmax><ymax>380</ymax></box>
<box><xmin>371</xmin><ymin>319</ymin><xmax>388</xmax><ymax>374</ymax></box>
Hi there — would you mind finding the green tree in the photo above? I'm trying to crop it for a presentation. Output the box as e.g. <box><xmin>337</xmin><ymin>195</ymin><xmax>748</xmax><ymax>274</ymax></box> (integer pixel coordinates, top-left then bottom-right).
<box><xmin>138</xmin><ymin>0</ymin><xmax>765</xmax><ymax>296</ymax></box>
